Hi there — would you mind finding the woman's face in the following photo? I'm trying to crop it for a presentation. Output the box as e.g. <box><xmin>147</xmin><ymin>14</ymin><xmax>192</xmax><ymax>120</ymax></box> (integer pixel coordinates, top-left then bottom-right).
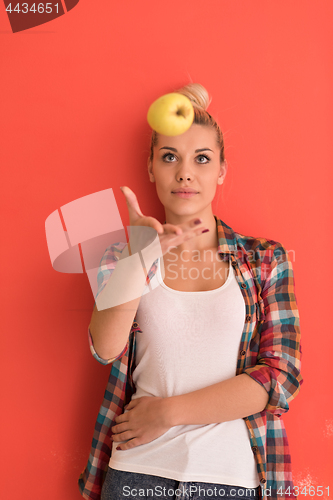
<box><xmin>148</xmin><ymin>124</ymin><xmax>226</xmax><ymax>222</ymax></box>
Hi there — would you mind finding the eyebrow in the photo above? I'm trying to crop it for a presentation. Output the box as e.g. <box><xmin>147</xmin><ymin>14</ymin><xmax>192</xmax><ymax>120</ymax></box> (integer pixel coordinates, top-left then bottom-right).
<box><xmin>159</xmin><ymin>147</ymin><xmax>214</xmax><ymax>153</ymax></box>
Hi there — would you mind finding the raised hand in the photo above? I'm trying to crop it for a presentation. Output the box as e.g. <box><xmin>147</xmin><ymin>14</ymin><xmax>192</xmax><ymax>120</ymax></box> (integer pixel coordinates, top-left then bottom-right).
<box><xmin>120</xmin><ymin>185</ymin><xmax>209</xmax><ymax>259</ymax></box>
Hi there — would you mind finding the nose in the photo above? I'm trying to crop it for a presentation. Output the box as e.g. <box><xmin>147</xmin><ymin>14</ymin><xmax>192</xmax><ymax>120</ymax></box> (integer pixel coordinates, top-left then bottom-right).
<box><xmin>176</xmin><ymin>160</ymin><xmax>193</xmax><ymax>182</ymax></box>
<box><xmin>177</xmin><ymin>173</ymin><xmax>192</xmax><ymax>181</ymax></box>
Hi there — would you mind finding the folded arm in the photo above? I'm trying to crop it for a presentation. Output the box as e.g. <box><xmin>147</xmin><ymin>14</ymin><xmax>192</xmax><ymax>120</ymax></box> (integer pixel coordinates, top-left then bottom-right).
<box><xmin>163</xmin><ymin>372</ymin><xmax>269</xmax><ymax>426</ymax></box>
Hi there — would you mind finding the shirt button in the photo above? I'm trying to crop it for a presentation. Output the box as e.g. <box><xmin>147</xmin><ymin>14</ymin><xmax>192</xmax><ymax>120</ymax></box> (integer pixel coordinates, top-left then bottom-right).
<box><xmin>132</xmin><ymin>322</ymin><xmax>138</xmax><ymax>328</ymax></box>
<box><xmin>240</xmin><ymin>350</ymin><xmax>246</xmax><ymax>356</ymax></box>
<box><xmin>252</xmin><ymin>446</ymin><xmax>258</xmax><ymax>453</ymax></box>
<box><xmin>231</xmin><ymin>261</ymin><xmax>238</xmax><ymax>268</ymax></box>
<box><xmin>260</xmin><ymin>478</ymin><xmax>267</xmax><ymax>484</ymax></box>
<box><xmin>245</xmin><ymin>315</ymin><xmax>251</xmax><ymax>322</ymax></box>
<box><xmin>241</xmin><ymin>283</ymin><xmax>247</xmax><ymax>289</ymax></box>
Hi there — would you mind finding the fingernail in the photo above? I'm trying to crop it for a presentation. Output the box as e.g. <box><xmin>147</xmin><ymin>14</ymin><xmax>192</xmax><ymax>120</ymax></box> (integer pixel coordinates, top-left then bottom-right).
<box><xmin>194</xmin><ymin>218</ymin><xmax>202</xmax><ymax>225</ymax></box>
<box><xmin>120</xmin><ymin>186</ymin><xmax>124</xmax><ymax>192</ymax></box>
<box><xmin>202</xmin><ymin>229</ymin><xmax>209</xmax><ymax>233</ymax></box>
<box><xmin>116</xmin><ymin>446</ymin><xmax>121</xmax><ymax>451</ymax></box>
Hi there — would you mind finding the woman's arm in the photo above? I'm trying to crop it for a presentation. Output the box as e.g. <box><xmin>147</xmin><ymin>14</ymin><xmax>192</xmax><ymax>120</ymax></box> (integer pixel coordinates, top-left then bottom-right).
<box><xmin>112</xmin><ymin>374</ymin><xmax>268</xmax><ymax>450</ymax></box>
<box><xmin>162</xmin><ymin>373</ymin><xmax>269</xmax><ymax>427</ymax></box>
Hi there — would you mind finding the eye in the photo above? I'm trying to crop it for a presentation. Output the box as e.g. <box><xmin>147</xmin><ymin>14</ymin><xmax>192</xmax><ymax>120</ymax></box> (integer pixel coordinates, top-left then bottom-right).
<box><xmin>162</xmin><ymin>153</ymin><xmax>177</xmax><ymax>162</ymax></box>
<box><xmin>161</xmin><ymin>152</ymin><xmax>211</xmax><ymax>163</ymax></box>
<box><xmin>196</xmin><ymin>154</ymin><xmax>211</xmax><ymax>164</ymax></box>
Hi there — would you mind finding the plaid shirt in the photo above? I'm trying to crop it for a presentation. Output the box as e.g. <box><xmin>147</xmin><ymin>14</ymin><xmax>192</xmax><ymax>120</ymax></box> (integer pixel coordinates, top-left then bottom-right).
<box><xmin>78</xmin><ymin>215</ymin><xmax>303</xmax><ymax>500</ymax></box>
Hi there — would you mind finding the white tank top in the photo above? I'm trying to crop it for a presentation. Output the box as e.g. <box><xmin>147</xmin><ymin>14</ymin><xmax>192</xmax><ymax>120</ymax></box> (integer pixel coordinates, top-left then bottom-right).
<box><xmin>109</xmin><ymin>257</ymin><xmax>260</xmax><ymax>488</ymax></box>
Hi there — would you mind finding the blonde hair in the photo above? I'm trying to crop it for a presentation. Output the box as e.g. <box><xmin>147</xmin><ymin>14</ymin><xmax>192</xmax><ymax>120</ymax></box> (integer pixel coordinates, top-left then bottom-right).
<box><xmin>148</xmin><ymin>83</ymin><xmax>225</xmax><ymax>164</ymax></box>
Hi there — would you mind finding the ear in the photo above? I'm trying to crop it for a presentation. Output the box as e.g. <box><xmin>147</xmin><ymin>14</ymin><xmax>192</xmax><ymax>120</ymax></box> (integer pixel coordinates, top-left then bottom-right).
<box><xmin>147</xmin><ymin>159</ymin><xmax>155</xmax><ymax>182</ymax></box>
<box><xmin>217</xmin><ymin>160</ymin><xmax>227</xmax><ymax>185</ymax></box>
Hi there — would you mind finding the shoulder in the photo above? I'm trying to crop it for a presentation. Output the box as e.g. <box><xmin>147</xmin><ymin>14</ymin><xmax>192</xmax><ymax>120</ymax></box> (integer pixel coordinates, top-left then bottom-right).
<box><xmin>233</xmin><ymin>230</ymin><xmax>295</xmax><ymax>295</ymax></box>
<box><xmin>233</xmin><ymin>229</ymin><xmax>290</xmax><ymax>266</ymax></box>
<box><xmin>216</xmin><ymin>216</ymin><xmax>291</xmax><ymax>266</ymax></box>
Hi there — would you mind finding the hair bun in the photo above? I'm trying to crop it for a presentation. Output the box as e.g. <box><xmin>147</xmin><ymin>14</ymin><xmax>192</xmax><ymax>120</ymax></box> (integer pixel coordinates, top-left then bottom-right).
<box><xmin>174</xmin><ymin>83</ymin><xmax>212</xmax><ymax>111</ymax></box>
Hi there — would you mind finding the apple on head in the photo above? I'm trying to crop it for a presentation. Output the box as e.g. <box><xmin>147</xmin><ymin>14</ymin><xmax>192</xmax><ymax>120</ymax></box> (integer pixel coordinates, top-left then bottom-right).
<box><xmin>147</xmin><ymin>93</ymin><xmax>194</xmax><ymax>136</ymax></box>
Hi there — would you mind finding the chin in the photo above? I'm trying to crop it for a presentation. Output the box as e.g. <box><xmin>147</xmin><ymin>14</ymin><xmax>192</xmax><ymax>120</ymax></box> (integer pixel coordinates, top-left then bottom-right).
<box><xmin>165</xmin><ymin>203</ymin><xmax>202</xmax><ymax>218</ymax></box>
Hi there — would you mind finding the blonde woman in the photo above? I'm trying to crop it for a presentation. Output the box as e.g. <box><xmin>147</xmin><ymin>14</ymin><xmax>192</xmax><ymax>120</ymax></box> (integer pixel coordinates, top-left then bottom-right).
<box><xmin>79</xmin><ymin>83</ymin><xmax>303</xmax><ymax>500</ymax></box>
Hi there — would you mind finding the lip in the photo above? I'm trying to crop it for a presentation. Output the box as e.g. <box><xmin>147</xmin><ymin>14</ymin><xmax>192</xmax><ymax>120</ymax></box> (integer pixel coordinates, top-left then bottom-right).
<box><xmin>172</xmin><ymin>192</ymin><xmax>198</xmax><ymax>198</ymax></box>
<box><xmin>172</xmin><ymin>188</ymin><xmax>198</xmax><ymax>193</ymax></box>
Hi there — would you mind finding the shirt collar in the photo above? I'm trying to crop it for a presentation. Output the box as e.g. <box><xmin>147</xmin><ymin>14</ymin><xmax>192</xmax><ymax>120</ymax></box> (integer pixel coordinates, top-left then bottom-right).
<box><xmin>214</xmin><ymin>214</ymin><xmax>238</xmax><ymax>255</ymax></box>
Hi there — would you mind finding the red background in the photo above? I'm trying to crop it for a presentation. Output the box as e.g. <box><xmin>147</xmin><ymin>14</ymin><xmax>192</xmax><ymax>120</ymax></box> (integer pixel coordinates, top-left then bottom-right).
<box><xmin>1</xmin><ymin>1</ymin><xmax>332</xmax><ymax>499</ymax></box>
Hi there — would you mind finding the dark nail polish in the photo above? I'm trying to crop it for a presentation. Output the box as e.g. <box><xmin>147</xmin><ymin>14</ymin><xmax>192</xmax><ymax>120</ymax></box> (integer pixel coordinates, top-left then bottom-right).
<box><xmin>202</xmin><ymin>229</ymin><xmax>209</xmax><ymax>233</ymax></box>
<box><xmin>116</xmin><ymin>446</ymin><xmax>121</xmax><ymax>451</ymax></box>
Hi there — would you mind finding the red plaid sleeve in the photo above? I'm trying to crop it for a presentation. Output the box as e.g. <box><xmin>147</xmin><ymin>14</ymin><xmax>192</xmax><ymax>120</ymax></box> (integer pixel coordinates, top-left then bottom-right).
<box><xmin>243</xmin><ymin>242</ymin><xmax>303</xmax><ymax>416</ymax></box>
<box><xmin>89</xmin><ymin>242</ymin><xmax>129</xmax><ymax>365</ymax></box>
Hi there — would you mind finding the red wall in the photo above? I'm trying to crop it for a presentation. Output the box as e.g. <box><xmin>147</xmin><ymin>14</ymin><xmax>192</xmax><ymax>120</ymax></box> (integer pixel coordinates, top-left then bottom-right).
<box><xmin>1</xmin><ymin>1</ymin><xmax>332</xmax><ymax>498</ymax></box>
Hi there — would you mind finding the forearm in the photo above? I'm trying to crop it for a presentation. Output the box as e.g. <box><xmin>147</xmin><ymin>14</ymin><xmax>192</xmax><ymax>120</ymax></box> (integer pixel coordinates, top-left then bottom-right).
<box><xmin>90</xmin><ymin>243</ymin><xmax>158</xmax><ymax>360</ymax></box>
<box><xmin>164</xmin><ymin>373</ymin><xmax>269</xmax><ymax>427</ymax></box>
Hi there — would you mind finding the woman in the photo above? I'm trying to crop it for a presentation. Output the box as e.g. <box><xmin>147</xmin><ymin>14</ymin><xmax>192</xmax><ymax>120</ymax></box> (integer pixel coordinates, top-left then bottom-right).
<box><xmin>78</xmin><ymin>83</ymin><xmax>303</xmax><ymax>500</ymax></box>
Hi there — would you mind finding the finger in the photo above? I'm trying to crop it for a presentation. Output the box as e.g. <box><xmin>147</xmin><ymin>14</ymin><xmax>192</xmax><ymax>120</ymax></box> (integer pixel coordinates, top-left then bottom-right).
<box><xmin>178</xmin><ymin>218</ymin><xmax>209</xmax><ymax>240</ymax></box>
<box><xmin>114</xmin><ymin>413</ymin><xmax>129</xmax><ymax>424</ymax></box>
<box><xmin>113</xmin><ymin>430</ymin><xmax>134</xmax><ymax>442</ymax></box>
<box><xmin>117</xmin><ymin>437</ymin><xmax>142</xmax><ymax>451</ymax></box>
<box><xmin>162</xmin><ymin>223</ymin><xmax>183</xmax><ymax>236</ymax></box>
<box><xmin>113</xmin><ymin>419</ymin><xmax>130</xmax><ymax>432</ymax></box>
<box><xmin>141</xmin><ymin>216</ymin><xmax>164</xmax><ymax>235</ymax></box>
<box><xmin>183</xmin><ymin>217</ymin><xmax>204</xmax><ymax>231</ymax></box>
<box><xmin>112</xmin><ymin>430</ymin><xmax>127</xmax><ymax>442</ymax></box>
<box><xmin>188</xmin><ymin>226</ymin><xmax>210</xmax><ymax>239</ymax></box>
<box><xmin>124</xmin><ymin>399</ymin><xmax>137</xmax><ymax>410</ymax></box>
<box><xmin>163</xmin><ymin>218</ymin><xmax>203</xmax><ymax>236</ymax></box>
<box><xmin>120</xmin><ymin>186</ymin><xmax>144</xmax><ymax>220</ymax></box>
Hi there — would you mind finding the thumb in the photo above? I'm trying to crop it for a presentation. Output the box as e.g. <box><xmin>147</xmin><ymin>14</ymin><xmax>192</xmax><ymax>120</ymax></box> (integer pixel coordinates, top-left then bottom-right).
<box><xmin>120</xmin><ymin>186</ymin><xmax>144</xmax><ymax>219</ymax></box>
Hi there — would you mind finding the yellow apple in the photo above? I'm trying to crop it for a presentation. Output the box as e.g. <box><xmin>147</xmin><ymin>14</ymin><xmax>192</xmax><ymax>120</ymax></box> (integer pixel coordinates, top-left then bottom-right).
<box><xmin>147</xmin><ymin>93</ymin><xmax>194</xmax><ymax>136</ymax></box>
